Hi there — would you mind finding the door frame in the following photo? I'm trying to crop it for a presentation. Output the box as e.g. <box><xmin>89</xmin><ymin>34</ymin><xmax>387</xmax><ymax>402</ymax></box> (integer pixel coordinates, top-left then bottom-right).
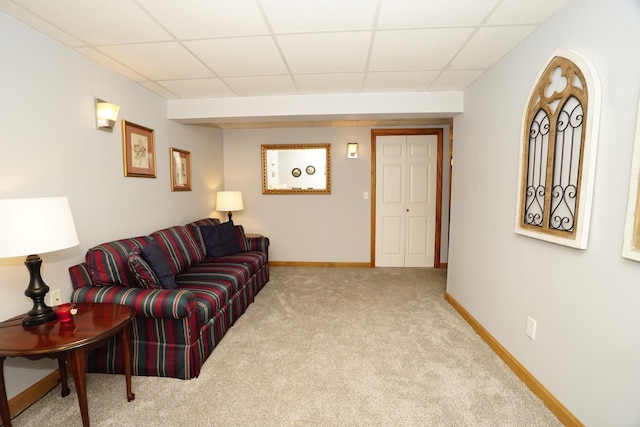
<box><xmin>370</xmin><ymin>127</ymin><xmax>449</xmax><ymax>268</ymax></box>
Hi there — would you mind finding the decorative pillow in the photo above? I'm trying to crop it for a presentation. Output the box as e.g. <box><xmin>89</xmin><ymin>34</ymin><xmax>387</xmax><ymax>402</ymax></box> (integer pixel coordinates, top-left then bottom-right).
<box><xmin>201</xmin><ymin>222</ymin><xmax>243</xmax><ymax>258</ymax></box>
<box><xmin>140</xmin><ymin>240</ymin><xmax>177</xmax><ymax>289</ymax></box>
<box><xmin>126</xmin><ymin>250</ymin><xmax>160</xmax><ymax>289</ymax></box>
<box><xmin>186</xmin><ymin>218</ymin><xmax>222</xmax><ymax>255</ymax></box>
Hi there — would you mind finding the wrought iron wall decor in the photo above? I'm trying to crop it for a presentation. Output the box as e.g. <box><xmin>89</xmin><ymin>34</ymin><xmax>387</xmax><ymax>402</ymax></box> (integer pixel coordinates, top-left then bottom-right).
<box><xmin>515</xmin><ymin>49</ymin><xmax>601</xmax><ymax>249</ymax></box>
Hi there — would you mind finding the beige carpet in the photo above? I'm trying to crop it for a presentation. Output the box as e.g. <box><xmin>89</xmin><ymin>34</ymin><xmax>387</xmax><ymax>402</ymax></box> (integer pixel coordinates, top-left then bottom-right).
<box><xmin>12</xmin><ymin>267</ymin><xmax>561</xmax><ymax>426</ymax></box>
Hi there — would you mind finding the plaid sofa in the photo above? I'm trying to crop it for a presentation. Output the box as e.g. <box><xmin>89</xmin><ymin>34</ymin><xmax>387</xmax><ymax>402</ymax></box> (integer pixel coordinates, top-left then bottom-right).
<box><xmin>68</xmin><ymin>218</ymin><xmax>269</xmax><ymax>379</ymax></box>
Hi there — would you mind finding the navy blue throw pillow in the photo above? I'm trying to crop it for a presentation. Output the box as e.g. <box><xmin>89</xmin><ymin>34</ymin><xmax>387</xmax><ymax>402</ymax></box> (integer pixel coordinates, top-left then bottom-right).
<box><xmin>201</xmin><ymin>222</ymin><xmax>242</xmax><ymax>258</ymax></box>
<box><xmin>140</xmin><ymin>239</ymin><xmax>177</xmax><ymax>289</ymax></box>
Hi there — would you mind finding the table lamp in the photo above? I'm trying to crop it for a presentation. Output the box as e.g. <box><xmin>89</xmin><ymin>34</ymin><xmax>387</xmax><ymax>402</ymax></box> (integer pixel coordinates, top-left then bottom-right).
<box><xmin>0</xmin><ymin>197</ymin><xmax>79</xmax><ymax>326</ymax></box>
<box><xmin>216</xmin><ymin>191</ymin><xmax>244</xmax><ymax>222</ymax></box>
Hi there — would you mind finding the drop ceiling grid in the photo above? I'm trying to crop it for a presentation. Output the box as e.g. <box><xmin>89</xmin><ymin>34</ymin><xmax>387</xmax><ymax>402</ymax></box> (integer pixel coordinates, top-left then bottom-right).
<box><xmin>0</xmin><ymin>0</ymin><xmax>574</xmax><ymax>100</ymax></box>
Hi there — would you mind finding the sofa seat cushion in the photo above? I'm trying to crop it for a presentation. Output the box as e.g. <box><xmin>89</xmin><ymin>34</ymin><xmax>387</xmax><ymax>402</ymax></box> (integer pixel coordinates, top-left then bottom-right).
<box><xmin>176</xmin><ymin>262</ymin><xmax>252</xmax><ymax>325</ymax></box>
<box><xmin>176</xmin><ymin>262</ymin><xmax>251</xmax><ymax>292</ymax></box>
<box><xmin>203</xmin><ymin>251</ymin><xmax>267</xmax><ymax>275</ymax></box>
<box><xmin>86</xmin><ymin>236</ymin><xmax>152</xmax><ymax>287</ymax></box>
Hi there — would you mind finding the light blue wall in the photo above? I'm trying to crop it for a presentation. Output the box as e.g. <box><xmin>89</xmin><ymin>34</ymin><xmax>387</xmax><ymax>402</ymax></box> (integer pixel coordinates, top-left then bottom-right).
<box><xmin>0</xmin><ymin>13</ymin><xmax>224</xmax><ymax>399</ymax></box>
<box><xmin>222</xmin><ymin>125</ymin><xmax>450</xmax><ymax>263</ymax></box>
<box><xmin>447</xmin><ymin>0</ymin><xmax>640</xmax><ymax>425</ymax></box>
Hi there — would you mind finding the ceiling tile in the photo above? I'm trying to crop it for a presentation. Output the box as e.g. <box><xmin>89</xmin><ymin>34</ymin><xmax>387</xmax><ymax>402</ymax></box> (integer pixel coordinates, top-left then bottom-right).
<box><xmin>0</xmin><ymin>1</ymin><xmax>83</xmax><ymax>46</ymax></box>
<box><xmin>13</xmin><ymin>0</ymin><xmax>171</xmax><ymax>45</ymax></box>
<box><xmin>157</xmin><ymin>78</ymin><xmax>236</xmax><ymax>99</ymax></box>
<box><xmin>294</xmin><ymin>73</ymin><xmax>365</xmax><ymax>94</ymax></box>
<box><xmin>369</xmin><ymin>28</ymin><xmax>474</xmax><ymax>71</ymax></box>
<box><xmin>429</xmin><ymin>70</ymin><xmax>485</xmax><ymax>91</ymax></box>
<box><xmin>378</xmin><ymin>0</ymin><xmax>501</xmax><ymax>27</ymax></box>
<box><xmin>487</xmin><ymin>0</ymin><xmax>574</xmax><ymax>25</ymax></box>
<box><xmin>364</xmin><ymin>71</ymin><xmax>440</xmax><ymax>92</ymax></box>
<box><xmin>277</xmin><ymin>32</ymin><xmax>371</xmax><ymax>73</ymax></box>
<box><xmin>99</xmin><ymin>42</ymin><xmax>213</xmax><ymax>80</ymax></box>
<box><xmin>136</xmin><ymin>0</ymin><xmax>269</xmax><ymax>38</ymax></box>
<box><xmin>75</xmin><ymin>47</ymin><xmax>147</xmax><ymax>81</ymax></box>
<box><xmin>260</xmin><ymin>0</ymin><xmax>378</xmax><ymax>33</ymax></box>
<box><xmin>449</xmin><ymin>26</ymin><xmax>537</xmax><ymax>69</ymax></box>
<box><xmin>185</xmin><ymin>37</ymin><xmax>287</xmax><ymax>77</ymax></box>
<box><xmin>223</xmin><ymin>75</ymin><xmax>297</xmax><ymax>96</ymax></box>
<box><xmin>138</xmin><ymin>81</ymin><xmax>179</xmax><ymax>99</ymax></box>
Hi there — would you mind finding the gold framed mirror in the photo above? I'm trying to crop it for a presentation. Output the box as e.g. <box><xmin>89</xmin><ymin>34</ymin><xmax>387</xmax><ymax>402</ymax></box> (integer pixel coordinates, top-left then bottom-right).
<box><xmin>261</xmin><ymin>144</ymin><xmax>331</xmax><ymax>194</ymax></box>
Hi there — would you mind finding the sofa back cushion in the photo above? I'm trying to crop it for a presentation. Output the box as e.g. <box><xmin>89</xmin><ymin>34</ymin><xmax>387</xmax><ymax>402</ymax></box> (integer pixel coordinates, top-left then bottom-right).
<box><xmin>234</xmin><ymin>224</ymin><xmax>250</xmax><ymax>252</ymax></box>
<box><xmin>86</xmin><ymin>236</ymin><xmax>152</xmax><ymax>287</ymax></box>
<box><xmin>149</xmin><ymin>226</ymin><xmax>204</xmax><ymax>274</ymax></box>
<box><xmin>69</xmin><ymin>263</ymin><xmax>93</xmax><ymax>289</ymax></box>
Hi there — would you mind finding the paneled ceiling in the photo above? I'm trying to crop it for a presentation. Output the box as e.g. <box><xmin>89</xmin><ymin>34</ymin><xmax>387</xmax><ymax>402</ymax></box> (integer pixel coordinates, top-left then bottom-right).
<box><xmin>2</xmin><ymin>0</ymin><xmax>572</xmax><ymax>101</ymax></box>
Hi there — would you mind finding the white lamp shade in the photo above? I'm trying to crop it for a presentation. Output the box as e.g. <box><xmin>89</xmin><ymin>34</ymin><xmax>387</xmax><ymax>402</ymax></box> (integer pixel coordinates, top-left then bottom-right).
<box><xmin>347</xmin><ymin>143</ymin><xmax>359</xmax><ymax>158</ymax></box>
<box><xmin>96</xmin><ymin>102</ymin><xmax>120</xmax><ymax>121</ymax></box>
<box><xmin>95</xmin><ymin>98</ymin><xmax>120</xmax><ymax>130</ymax></box>
<box><xmin>216</xmin><ymin>191</ymin><xmax>244</xmax><ymax>212</ymax></box>
<box><xmin>0</xmin><ymin>197</ymin><xmax>79</xmax><ymax>258</ymax></box>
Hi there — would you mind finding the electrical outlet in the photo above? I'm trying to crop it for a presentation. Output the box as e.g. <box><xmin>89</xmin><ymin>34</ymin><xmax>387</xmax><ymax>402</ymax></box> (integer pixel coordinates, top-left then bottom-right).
<box><xmin>526</xmin><ymin>316</ymin><xmax>537</xmax><ymax>340</ymax></box>
<box><xmin>50</xmin><ymin>289</ymin><xmax>62</xmax><ymax>307</ymax></box>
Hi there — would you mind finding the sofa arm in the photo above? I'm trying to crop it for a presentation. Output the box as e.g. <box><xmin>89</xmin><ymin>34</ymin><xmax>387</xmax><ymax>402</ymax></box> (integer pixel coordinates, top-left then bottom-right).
<box><xmin>247</xmin><ymin>236</ymin><xmax>270</xmax><ymax>255</ymax></box>
<box><xmin>71</xmin><ymin>286</ymin><xmax>196</xmax><ymax>320</ymax></box>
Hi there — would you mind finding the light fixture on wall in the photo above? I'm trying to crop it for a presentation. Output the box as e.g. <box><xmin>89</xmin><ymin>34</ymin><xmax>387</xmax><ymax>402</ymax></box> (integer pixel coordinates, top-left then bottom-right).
<box><xmin>347</xmin><ymin>142</ymin><xmax>359</xmax><ymax>159</ymax></box>
<box><xmin>95</xmin><ymin>98</ymin><xmax>120</xmax><ymax>131</ymax></box>
<box><xmin>0</xmin><ymin>197</ymin><xmax>79</xmax><ymax>326</ymax></box>
<box><xmin>216</xmin><ymin>191</ymin><xmax>244</xmax><ymax>222</ymax></box>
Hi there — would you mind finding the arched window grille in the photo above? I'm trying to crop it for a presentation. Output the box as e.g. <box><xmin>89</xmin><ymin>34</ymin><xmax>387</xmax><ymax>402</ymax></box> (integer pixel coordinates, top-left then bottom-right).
<box><xmin>516</xmin><ymin>50</ymin><xmax>600</xmax><ymax>249</ymax></box>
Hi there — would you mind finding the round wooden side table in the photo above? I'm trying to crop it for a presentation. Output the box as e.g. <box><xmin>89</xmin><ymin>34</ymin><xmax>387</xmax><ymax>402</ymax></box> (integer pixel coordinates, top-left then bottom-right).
<box><xmin>0</xmin><ymin>303</ymin><xmax>135</xmax><ymax>427</ymax></box>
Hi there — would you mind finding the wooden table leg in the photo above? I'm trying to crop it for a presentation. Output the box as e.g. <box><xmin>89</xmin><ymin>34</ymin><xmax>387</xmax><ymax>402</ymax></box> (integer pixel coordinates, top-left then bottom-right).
<box><xmin>0</xmin><ymin>357</ymin><xmax>12</xmax><ymax>427</ymax></box>
<box><xmin>68</xmin><ymin>349</ymin><xmax>90</xmax><ymax>427</ymax></box>
<box><xmin>120</xmin><ymin>327</ymin><xmax>135</xmax><ymax>402</ymax></box>
<box><xmin>58</xmin><ymin>357</ymin><xmax>70</xmax><ymax>397</ymax></box>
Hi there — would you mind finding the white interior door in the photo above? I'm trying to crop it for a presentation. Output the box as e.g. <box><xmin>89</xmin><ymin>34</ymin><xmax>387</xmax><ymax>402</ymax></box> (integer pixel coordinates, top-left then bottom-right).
<box><xmin>376</xmin><ymin>135</ymin><xmax>437</xmax><ymax>267</ymax></box>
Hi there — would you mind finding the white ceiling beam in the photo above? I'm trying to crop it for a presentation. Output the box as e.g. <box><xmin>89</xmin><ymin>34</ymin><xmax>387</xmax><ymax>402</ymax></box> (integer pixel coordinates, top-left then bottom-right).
<box><xmin>167</xmin><ymin>91</ymin><xmax>463</xmax><ymax>125</ymax></box>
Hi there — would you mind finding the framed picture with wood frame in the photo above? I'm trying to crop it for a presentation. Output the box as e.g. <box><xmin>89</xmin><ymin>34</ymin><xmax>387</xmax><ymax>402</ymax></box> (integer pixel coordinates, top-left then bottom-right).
<box><xmin>122</xmin><ymin>120</ymin><xmax>156</xmax><ymax>178</ymax></box>
<box><xmin>170</xmin><ymin>147</ymin><xmax>191</xmax><ymax>191</ymax></box>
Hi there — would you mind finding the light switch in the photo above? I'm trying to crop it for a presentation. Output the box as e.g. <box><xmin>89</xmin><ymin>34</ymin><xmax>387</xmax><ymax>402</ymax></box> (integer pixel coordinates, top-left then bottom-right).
<box><xmin>363</xmin><ymin>191</ymin><xmax>369</xmax><ymax>200</ymax></box>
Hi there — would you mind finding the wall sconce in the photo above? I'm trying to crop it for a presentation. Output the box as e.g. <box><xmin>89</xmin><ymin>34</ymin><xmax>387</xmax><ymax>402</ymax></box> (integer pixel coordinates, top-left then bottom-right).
<box><xmin>95</xmin><ymin>98</ymin><xmax>120</xmax><ymax>131</ymax></box>
<box><xmin>347</xmin><ymin>143</ymin><xmax>359</xmax><ymax>159</ymax></box>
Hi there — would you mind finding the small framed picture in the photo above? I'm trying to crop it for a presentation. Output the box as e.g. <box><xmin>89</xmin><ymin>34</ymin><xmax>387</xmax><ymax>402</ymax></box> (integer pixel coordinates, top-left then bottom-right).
<box><xmin>306</xmin><ymin>165</ymin><xmax>316</xmax><ymax>175</ymax></box>
<box><xmin>122</xmin><ymin>120</ymin><xmax>156</xmax><ymax>178</ymax></box>
<box><xmin>292</xmin><ymin>168</ymin><xmax>301</xmax><ymax>177</ymax></box>
<box><xmin>170</xmin><ymin>147</ymin><xmax>191</xmax><ymax>191</ymax></box>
